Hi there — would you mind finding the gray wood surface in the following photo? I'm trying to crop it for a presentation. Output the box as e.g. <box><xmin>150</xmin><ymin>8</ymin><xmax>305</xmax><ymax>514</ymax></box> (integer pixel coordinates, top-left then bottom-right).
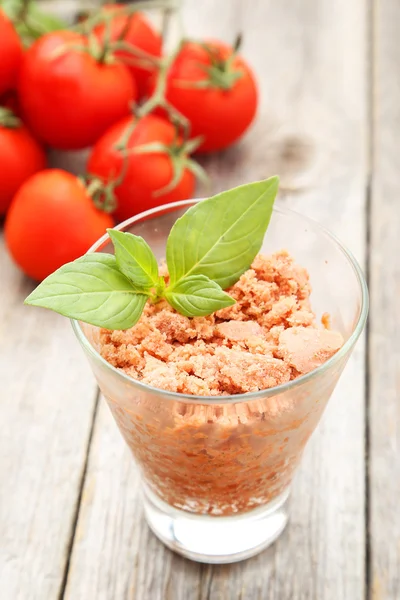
<box><xmin>0</xmin><ymin>236</ymin><xmax>98</xmax><ymax>600</ymax></box>
<box><xmin>369</xmin><ymin>1</ymin><xmax>400</xmax><ymax>599</ymax></box>
<box><xmin>6</xmin><ymin>0</ymin><xmax>400</xmax><ymax>598</ymax></box>
<box><xmin>63</xmin><ymin>1</ymin><xmax>368</xmax><ymax>599</ymax></box>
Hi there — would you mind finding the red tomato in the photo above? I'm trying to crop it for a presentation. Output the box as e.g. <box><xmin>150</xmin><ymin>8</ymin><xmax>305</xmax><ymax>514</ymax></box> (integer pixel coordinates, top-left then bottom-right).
<box><xmin>147</xmin><ymin>40</ymin><xmax>258</xmax><ymax>153</ymax></box>
<box><xmin>18</xmin><ymin>31</ymin><xmax>136</xmax><ymax>150</ymax></box>
<box><xmin>95</xmin><ymin>5</ymin><xmax>161</xmax><ymax>98</ymax></box>
<box><xmin>0</xmin><ymin>11</ymin><xmax>23</xmax><ymax>96</ymax></box>
<box><xmin>0</xmin><ymin>90</ymin><xmax>20</xmax><ymax>115</ymax></box>
<box><xmin>0</xmin><ymin>109</ymin><xmax>46</xmax><ymax>216</ymax></box>
<box><xmin>87</xmin><ymin>114</ymin><xmax>195</xmax><ymax>223</ymax></box>
<box><xmin>5</xmin><ymin>169</ymin><xmax>114</xmax><ymax>281</ymax></box>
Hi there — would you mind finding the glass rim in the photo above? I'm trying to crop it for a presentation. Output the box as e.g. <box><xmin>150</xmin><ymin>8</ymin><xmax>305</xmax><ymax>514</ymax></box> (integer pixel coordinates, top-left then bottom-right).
<box><xmin>71</xmin><ymin>199</ymin><xmax>369</xmax><ymax>405</ymax></box>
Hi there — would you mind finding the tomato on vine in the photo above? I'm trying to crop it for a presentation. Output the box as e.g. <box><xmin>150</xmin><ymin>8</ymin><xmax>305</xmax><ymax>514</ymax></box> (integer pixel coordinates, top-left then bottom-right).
<box><xmin>5</xmin><ymin>169</ymin><xmax>114</xmax><ymax>281</ymax></box>
<box><xmin>18</xmin><ymin>31</ymin><xmax>136</xmax><ymax>150</ymax></box>
<box><xmin>0</xmin><ymin>107</ymin><xmax>46</xmax><ymax>216</ymax></box>
<box><xmin>0</xmin><ymin>11</ymin><xmax>23</xmax><ymax>97</ymax></box>
<box><xmin>147</xmin><ymin>39</ymin><xmax>258</xmax><ymax>153</ymax></box>
<box><xmin>94</xmin><ymin>5</ymin><xmax>162</xmax><ymax>99</ymax></box>
<box><xmin>87</xmin><ymin>114</ymin><xmax>203</xmax><ymax>223</ymax></box>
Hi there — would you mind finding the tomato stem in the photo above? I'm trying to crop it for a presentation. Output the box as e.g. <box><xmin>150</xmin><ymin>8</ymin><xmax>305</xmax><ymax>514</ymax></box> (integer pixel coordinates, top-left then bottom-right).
<box><xmin>181</xmin><ymin>36</ymin><xmax>244</xmax><ymax>91</ymax></box>
<box><xmin>136</xmin><ymin>40</ymin><xmax>191</xmax><ymax>140</ymax></box>
<box><xmin>76</xmin><ymin>0</ymin><xmax>180</xmax><ymax>34</ymax></box>
<box><xmin>86</xmin><ymin>0</ymin><xmax>208</xmax><ymax>208</ymax></box>
<box><xmin>85</xmin><ymin>131</ymin><xmax>133</xmax><ymax>215</ymax></box>
<box><xmin>49</xmin><ymin>43</ymin><xmax>88</xmax><ymax>61</ymax></box>
<box><xmin>116</xmin><ymin>11</ymin><xmax>134</xmax><ymax>43</ymax></box>
<box><xmin>97</xmin><ymin>17</ymin><xmax>112</xmax><ymax>64</ymax></box>
<box><xmin>0</xmin><ymin>107</ymin><xmax>21</xmax><ymax>129</ymax></box>
<box><xmin>85</xmin><ymin>178</ymin><xmax>104</xmax><ymax>198</ymax></box>
<box><xmin>83</xmin><ymin>175</ymin><xmax>118</xmax><ymax>214</ymax></box>
<box><xmin>111</xmin><ymin>40</ymin><xmax>161</xmax><ymax>68</ymax></box>
<box><xmin>19</xmin><ymin>0</ymin><xmax>31</xmax><ymax>22</ymax></box>
<box><xmin>72</xmin><ymin>8</ymin><xmax>165</xmax><ymax>67</ymax></box>
<box><xmin>160</xmin><ymin>2</ymin><xmax>173</xmax><ymax>47</ymax></box>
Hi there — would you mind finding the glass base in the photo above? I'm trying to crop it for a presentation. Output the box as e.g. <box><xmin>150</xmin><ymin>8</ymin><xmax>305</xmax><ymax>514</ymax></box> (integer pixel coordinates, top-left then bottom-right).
<box><xmin>142</xmin><ymin>484</ymin><xmax>290</xmax><ymax>564</ymax></box>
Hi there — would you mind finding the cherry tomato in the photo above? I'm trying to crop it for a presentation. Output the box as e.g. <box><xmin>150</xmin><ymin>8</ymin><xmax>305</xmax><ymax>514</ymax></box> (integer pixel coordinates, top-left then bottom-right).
<box><xmin>5</xmin><ymin>169</ymin><xmax>114</xmax><ymax>281</ymax></box>
<box><xmin>0</xmin><ymin>108</ymin><xmax>46</xmax><ymax>216</ymax></box>
<box><xmin>18</xmin><ymin>31</ymin><xmax>136</xmax><ymax>150</ymax></box>
<box><xmin>87</xmin><ymin>114</ymin><xmax>195</xmax><ymax>223</ymax></box>
<box><xmin>95</xmin><ymin>5</ymin><xmax>162</xmax><ymax>98</ymax></box>
<box><xmin>147</xmin><ymin>40</ymin><xmax>258</xmax><ymax>153</ymax></box>
<box><xmin>0</xmin><ymin>11</ymin><xmax>23</xmax><ymax>96</ymax></box>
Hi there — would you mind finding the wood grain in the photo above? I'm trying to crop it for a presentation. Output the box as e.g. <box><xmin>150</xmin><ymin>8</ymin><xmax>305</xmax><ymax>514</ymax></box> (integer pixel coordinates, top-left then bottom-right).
<box><xmin>0</xmin><ymin>238</ymin><xmax>98</xmax><ymax>600</ymax></box>
<box><xmin>369</xmin><ymin>1</ymin><xmax>400</xmax><ymax>598</ymax></box>
<box><xmin>64</xmin><ymin>1</ymin><xmax>368</xmax><ymax>599</ymax></box>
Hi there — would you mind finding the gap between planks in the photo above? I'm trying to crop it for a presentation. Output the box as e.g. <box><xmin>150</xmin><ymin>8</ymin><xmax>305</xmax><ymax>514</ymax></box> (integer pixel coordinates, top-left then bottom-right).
<box><xmin>364</xmin><ymin>0</ymin><xmax>375</xmax><ymax>597</ymax></box>
<box><xmin>58</xmin><ymin>391</ymin><xmax>101</xmax><ymax>600</ymax></box>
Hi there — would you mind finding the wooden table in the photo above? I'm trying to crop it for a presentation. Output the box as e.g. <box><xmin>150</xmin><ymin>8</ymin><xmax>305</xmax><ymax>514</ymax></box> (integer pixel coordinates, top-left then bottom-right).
<box><xmin>1</xmin><ymin>1</ymin><xmax>398</xmax><ymax>598</ymax></box>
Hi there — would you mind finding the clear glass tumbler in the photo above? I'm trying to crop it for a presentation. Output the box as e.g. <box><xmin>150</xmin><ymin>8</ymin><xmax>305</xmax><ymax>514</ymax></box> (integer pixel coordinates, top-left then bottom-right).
<box><xmin>72</xmin><ymin>201</ymin><xmax>368</xmax><ymax>564</ymax></box>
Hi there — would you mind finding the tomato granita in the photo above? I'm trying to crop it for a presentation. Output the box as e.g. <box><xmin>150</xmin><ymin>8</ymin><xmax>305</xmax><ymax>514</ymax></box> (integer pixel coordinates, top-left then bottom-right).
<box><xmin>94</xmin><ymin>250</ymin><xmax>343</xmax><ymax>515</ymax></box>
<box><xmin>25</xmin><ymin>176</ymin><xmax>368</xmax><ymax>560</ymax></box>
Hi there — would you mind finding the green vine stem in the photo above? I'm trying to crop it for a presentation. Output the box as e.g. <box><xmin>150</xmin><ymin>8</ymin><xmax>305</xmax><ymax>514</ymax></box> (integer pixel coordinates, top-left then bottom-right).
<box><xmin>0</xmin><ymin>107</ymin><xmax>21</xmax><ymax>129</ymax></box>
<box><xmin>84</xmin><ymin>0</ymin><xmax>210</xmax><ymax>209</ymax></box>
<box><xmin>136</xmin><ymin>41</ymin><xmax>190</xmax><ymax>139</ymax></box>
<box><xmin>97</xmin><ymin>13</ymin><xmax>112</xmax><ymax>64</ymax></box>
<box><xmin>109</xmin><ymin>40</ymin><xmax>162</xmax><ymax>69</ymax></box>
<box><xmin>76</xmin><ymin>0</ymin><xmax>181</xmax><ymax>34</ymax></box>
<box><xmin>3</xmin><ymin>0</ymin><xmax>67</xmax><ymax>44</ymax></box>
<box><xmin>54</xmin><ymin>1</ymin><xmax>173</xmax><ymax>67</ymax></box>
<box><xmin>84</xmin><ymin>148</ymin><xmax>132</xmax><ymax>214</ymax></box>
<box><xmin>18</xmin><ymin>0</ymin><xmax>30</xmax><ymax>21</ymax></box>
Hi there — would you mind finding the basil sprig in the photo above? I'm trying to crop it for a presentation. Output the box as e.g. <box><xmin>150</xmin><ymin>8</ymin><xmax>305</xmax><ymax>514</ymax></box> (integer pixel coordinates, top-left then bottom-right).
<box><xmin>25</xmin><ymin>177</ymin><xmax>279</xmax><ymax>330</ymax></box>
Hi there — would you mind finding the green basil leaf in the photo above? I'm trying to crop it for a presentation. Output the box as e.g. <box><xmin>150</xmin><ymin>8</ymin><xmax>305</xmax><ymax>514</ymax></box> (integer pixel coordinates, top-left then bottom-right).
<box><xmin>107</xmin><ymin>229</ymin><xmax>159</xmax><ymax>290</ymax></box>
<box><xmin>165</xmin><ymin>275</ymin><xmax>235</xmax><ymax>317</ymax></box>
<box><xmin>24</xmin><ymin>254</ymin><xmax>148</xmax><ymax>330</ymax></box>
<box><xmin>166</xmin><ymin>177</ymin><xmax>279</xmax><ymax>289</ymax></box>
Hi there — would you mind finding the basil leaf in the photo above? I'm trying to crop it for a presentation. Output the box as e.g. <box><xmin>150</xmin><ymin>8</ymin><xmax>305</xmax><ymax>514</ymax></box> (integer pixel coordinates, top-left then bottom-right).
<box><xmin>166</xmin><ymin>177</ymin><xmax>279</xmax><ymax>289</ymax></box>
<box><xmin>107</xmin><ymin>229</ymin><xmax>159</xmax><ymax>290</ymax></box>
<box><xmin>165</xmin><ymin>275</ymin><xmax>235</xmax><ymax>317</ymax></box>
<box><xmin>24</xmin><ymin>254</ymin><xmax>148</xmax><ymax>330</ymax></box>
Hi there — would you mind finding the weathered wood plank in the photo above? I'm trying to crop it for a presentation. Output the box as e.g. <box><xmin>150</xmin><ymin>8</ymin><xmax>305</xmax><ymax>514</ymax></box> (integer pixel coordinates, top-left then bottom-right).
<box><xmin>65</xmin><ymin>1</ymin><xmax>368</xmax><ymax>598</ymax></box>
<box><xmin>0</xmin><ymin>236</ymin><xmax>98</xmax><ymax>600</ymax></box>
<box><xmin>369</xmin><ymin>1</ymin><xmax>400</xmax><ymax>598</ymax></box>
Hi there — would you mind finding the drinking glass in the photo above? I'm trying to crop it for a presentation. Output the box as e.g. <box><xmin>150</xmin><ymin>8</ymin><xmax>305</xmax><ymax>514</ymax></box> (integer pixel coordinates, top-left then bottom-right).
<box><xmin>72</xmin><ymin>200</ymin><xmax>368</xmax><ymax>564</ymax></box>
